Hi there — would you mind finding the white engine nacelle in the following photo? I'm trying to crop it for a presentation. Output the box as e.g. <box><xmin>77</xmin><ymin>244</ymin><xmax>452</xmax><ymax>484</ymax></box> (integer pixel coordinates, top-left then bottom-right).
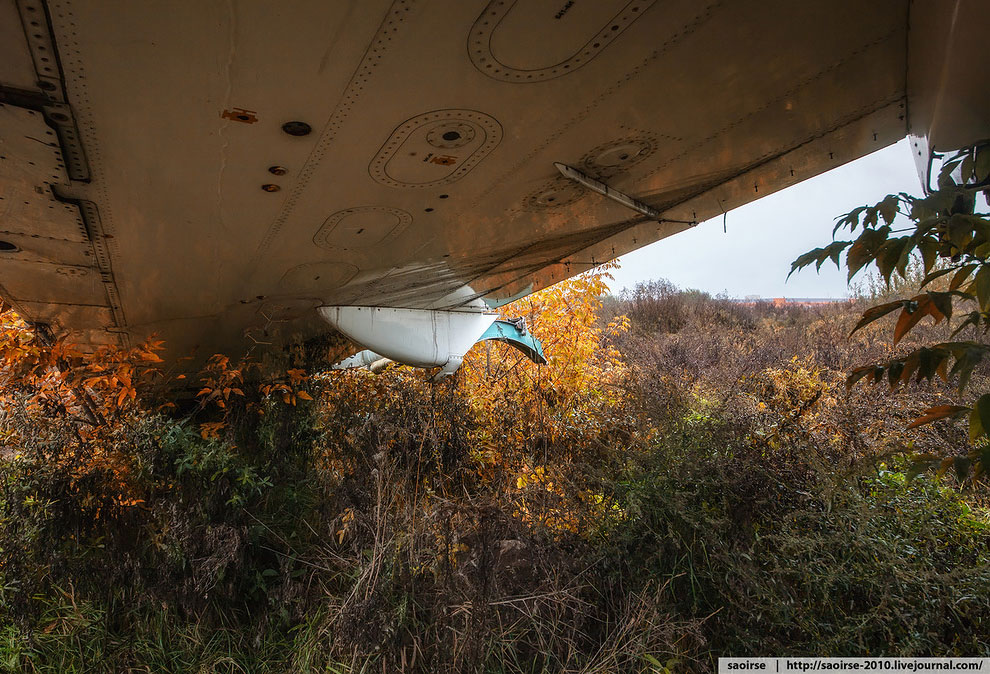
<box><xmin>318</xmin><ymin>306</ymin><xmax>498</xmax><ymax>378</ymax></box>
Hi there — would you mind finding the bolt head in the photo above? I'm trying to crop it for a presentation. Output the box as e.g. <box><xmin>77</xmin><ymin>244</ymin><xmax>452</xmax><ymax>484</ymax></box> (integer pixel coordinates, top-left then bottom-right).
<box><xmin>281</xmin><ymin>121</ymin><xmax>312</xmax><ymax>136</ymax></box>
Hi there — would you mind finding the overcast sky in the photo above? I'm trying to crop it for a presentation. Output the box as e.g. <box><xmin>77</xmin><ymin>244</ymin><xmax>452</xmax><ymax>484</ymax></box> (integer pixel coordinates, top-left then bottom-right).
<box><xmin>608</xmin><ymin>138</ymin><xmax>921</xmax><ymax>298</ymax></box>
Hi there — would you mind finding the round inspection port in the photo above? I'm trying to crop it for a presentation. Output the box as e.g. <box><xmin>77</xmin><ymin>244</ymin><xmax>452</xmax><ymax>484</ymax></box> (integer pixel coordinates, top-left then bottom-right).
<box><xmin>268</xmin><ymin>165</ymin><xmax>288</xmax><ymax>176</ymax></box>
<box><xmin>0</xmin><ymin>241</ymin><xmax>19</xmax><ymax>252</ymax></box>
<box><xmin>49</xmin><ymin>111</ymin><xmax>69</xmax><ymax>122</ymax></box>
<box><xmin>281</xmin><ymin>121</ymin><xmax>312</xmax><ymax>136</ymax></box>
<box><xmin>261</xmin><ymin>184</ymin><xmax>281</xmax><ymax>192</ymax></box>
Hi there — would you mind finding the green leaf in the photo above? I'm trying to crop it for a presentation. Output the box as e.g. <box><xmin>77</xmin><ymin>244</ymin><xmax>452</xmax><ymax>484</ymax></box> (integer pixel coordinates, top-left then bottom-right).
<box><xmin>875</xmin><ymin>237</ymin><xmax>911</xmax><ymax>284</ymax></box>
<box><xmin>974</xmin><ymin>266</ymin><xmax>990</xmax><ymax>311</ymax></box>
<box><xmin>788</xmin><ymin>249</ymin><xmax>825</xmax><ymax>279</ymax></box>
<box><xmin>907</xmin><ymin>404</ymin><xmax>969</xmax><ymax>429</ymax></box>
<box><xmin>975</xmin><ymin>446</ymin><xmax>990</xmax><ymax>480</ymax></box>
<box><xmin>961</xmin><ymin>153</ymin><xmax>975</xmax><ymax>184</ymax></box>
<box><xmin>893</xmin><ymin>296</ymin><xmax>942</xmax><ymax>345</ymax></box>
<box><xmin>863</xmin><ymin>207</ymin><xmax>879</xmax><ymax>229</ymax></box>
<box><xmin>917</xmin><ymin>236</ymin><xmax>939</xmax><ymax>273</ymax></box>
<box><xmin>914</xmin><ymin>216</ymin><xmax>943</xmax><ymax>237</ymax></box>
<box><xmin>952</xmin><ymin>311</ymin><xmax>983</xmax><ymax>337</ymax></box>
<box><xmin>950</xmin><ymin>345</ymin><xmax>988</xmax><ymax>392</ymax></box>
<box><xmin>927</xmin><ymin>291</ymin><xmax>954</xmax><ymax>320</ymax></box>
<box><xmin>878</xmin><ymin>194</ymin><xmax>900</xmax><ymax>225</ymax></box>
<box><xmin>788</xmin><ymin>242</ymin><xmax>851</xmax><ymax>279</ymax></box>
<box><xmin>975</xmin><ymin>144</ymin><xmax>990</xmax><ymax>183</ymax></box>
<box><xmin>915</xmin><ymin>346</ymin><xmax>945</xmax><ymax>383</ymax></box>
<box><xmin>906</xmin><ymin>455</ymin><xmax>939</xmax><ymax>481</ymax></box>
<box><xmin>969</xmin><ymin>394</ymin><xmax>990</xmax><ymax>442</ymax></box>
<box><xmin>833</xmin><ymin>206</ymin><xmax>867</xmax><ymax>236</ymax></box>
<box><xmin>947</xmin><ymin>213</ymin><xmax>974</xmax><ymax>250</ymax></box>
<box><xmin>887</xmin><ymin>360</ymin><xmax>905</xmax><ymax>388</ymax></box>
<box><xmin>846</xmin><ymin>227</ymin><xmax>891</xmax><ymax>280</ymax></box>
<box><xmin>820</xmin><ymin>240</ymin><xmax>851</xmax><ymax>271</ymax></box>
<box><xmin>847</xmin><ymin>364</ymin><xmax>883</xmax><ymax>390</ymax></box>
<box><xmin>970</xmin><ymin>215</ymin><xmax>990</xmax><ymax>242</ymax></box>
<box><xmin>849</xmin><ymin>301</ymin><xmax>904</xmax><ymax>335</ymax></box>
<box><xmin>642</xmin><ymin>654</ymin><xmax>664</xmax><ymax>668</ymax></box>
<box><xmin>896</xmin><ymin>351</ymin><xmax>919</xmax><ymax>386</ymax></box>
<box><xmin>920</xmin><ymin>266</ymin><xmax>956</xmax><ymax>289</ymax></box>
<box><xmin>949</xmin><ymin>264</ymin><xmax>977</xmax><ymax>290</ymax></box>
<box><xmin>953</xmin><ymin>456</ymin><xmax>972</xmax><ymax>482</ymax></box>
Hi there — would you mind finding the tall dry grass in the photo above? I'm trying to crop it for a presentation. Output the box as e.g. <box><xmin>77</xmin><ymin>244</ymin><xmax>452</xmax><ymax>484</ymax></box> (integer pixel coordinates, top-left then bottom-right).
<box><xmin>0</xmin><ymin>277</ymin><xmax>988</xmax><ymax>672</ymax></box>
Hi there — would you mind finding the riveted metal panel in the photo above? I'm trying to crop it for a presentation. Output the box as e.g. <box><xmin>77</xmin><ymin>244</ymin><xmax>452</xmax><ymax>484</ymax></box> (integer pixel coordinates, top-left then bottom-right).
<box><xmin>0</xmin><ymin>0</ymin><xmax>984</xmax><ymax>363</ymax></box>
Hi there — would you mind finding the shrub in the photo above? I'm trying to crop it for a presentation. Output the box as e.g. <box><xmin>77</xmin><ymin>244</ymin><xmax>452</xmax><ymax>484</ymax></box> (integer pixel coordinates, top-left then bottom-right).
<box><xmin>0</xmin><ymin>270</ymin><xmax>987</xmax><ymax>672</ymax></box>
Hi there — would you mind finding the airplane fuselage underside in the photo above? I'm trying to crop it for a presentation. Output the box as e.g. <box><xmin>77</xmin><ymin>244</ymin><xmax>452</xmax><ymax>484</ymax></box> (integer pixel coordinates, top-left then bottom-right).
<box><xmin>0</xmin><ymin>0</ymin><xmax>987</xmax><ymax>368</ymax></box>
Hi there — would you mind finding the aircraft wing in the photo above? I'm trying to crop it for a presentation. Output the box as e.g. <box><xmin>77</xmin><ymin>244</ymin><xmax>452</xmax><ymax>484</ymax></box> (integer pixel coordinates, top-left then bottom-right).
<box><xmin>0</xmin><ymin>0</ymin><xmax>987</xmax><ymax>362</ymax></box>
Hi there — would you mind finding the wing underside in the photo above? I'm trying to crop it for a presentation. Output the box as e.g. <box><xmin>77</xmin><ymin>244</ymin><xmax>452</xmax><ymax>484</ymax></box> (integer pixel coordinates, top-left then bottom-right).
<box><xmin>0</xmin><ymin>0</ymin><xmax>987</xmax><ymax>361</ymax></box>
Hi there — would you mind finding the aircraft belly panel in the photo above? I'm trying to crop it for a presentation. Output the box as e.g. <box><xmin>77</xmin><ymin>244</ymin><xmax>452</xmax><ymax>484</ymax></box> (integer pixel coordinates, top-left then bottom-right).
<box><xmin>0</xmin><ymin>1</ymin><xmax>38</xmax><ymax>91</ymax></box>
<box><xmin>0</xmin><ymin>100</ymin><xmax>120</xmax><ymax>346</ymax></box>
<box><xmin>0</xmin><ymin>0</ymin><xmax>986</xmax><ymax>361</ymax></box>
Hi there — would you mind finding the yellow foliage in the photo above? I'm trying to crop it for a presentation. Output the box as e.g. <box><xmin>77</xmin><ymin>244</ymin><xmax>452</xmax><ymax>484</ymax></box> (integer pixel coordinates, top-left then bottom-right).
<box><xmin>0</xmin><ymin>262</ymin><xmax>632</xmax><ymax>535</ymax></box>
<box><xmin>0</xmin><ymin>308</ymin><xmax>317</xmax><ymax>505</ymax></box>
<box><xmin>311</xmin><ymin>263</ymin><xmax>638</xmax><ymax>535</ymax></box>
<box><xmin>459</xmin><ymin>261</ymin><xmax>633</xmax><ymax>458</ymax></box>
